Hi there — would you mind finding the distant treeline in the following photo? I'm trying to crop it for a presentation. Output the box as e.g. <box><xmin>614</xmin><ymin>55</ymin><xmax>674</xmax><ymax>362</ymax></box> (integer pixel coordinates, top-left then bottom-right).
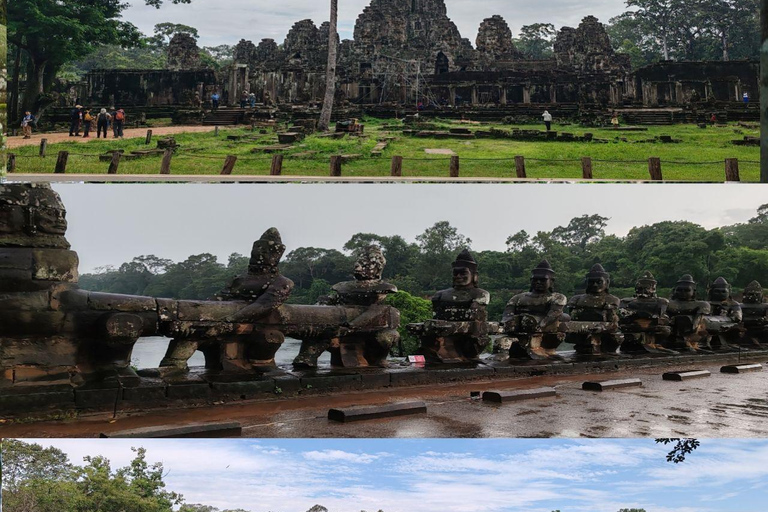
<box><xmin>80</xmin><ymin>206</ymin><xmax>768</xmax><ymax>322</ymax></box>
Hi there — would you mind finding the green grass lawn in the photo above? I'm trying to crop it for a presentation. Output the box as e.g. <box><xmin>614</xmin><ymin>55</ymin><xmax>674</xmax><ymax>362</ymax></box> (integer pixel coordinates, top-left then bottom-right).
<box><xmin>10</xmin><ymin>117</ymin><xmax>761</xmax><ymax>181</ymax></box>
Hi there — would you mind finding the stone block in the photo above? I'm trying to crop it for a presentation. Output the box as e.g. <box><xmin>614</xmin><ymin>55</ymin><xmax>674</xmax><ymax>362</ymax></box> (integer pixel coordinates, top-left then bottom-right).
<box><xmin>75</xmin><ymin>387</ymin><xmax>121</xmax><ymax>408</ymax></box>
<box><xmin>482</xmin><ymin>387</ymin><xmax>557</xmax><ymax>403</ymax></box>
<box><xmin>87</xmin><ymin>292</ymin><xmax>157</xmax><ymax>312</ymax></box>
<box><xmin>211</xmin><ymin>380</ymin><xmax>276</xmax><ymax>399</ymax></box>
<box><xmin>32</xmin><ymin>249</ymin><xmax>79</xmax><ymax>282</ymax></box>
<box><xmin>328</xmin><ymin>402</ymin><xmax>427</xmax><ymax>422</ymax></box>
<box><xmin>721</xmin><ymin>364</ymin><xmax>763</xmax><ymax>374</ymax></box>
<box><xmin>582</xmin><ymin>378</ymin><xmax>642</xmax><ymax>391</ymax></box>
<box><xmin>101</xmin><ymin>422</ymin><xmax>242</xmax><ymax>438</ymax></box>
<box><xmin>300</xmin><ymin>374</ymin><xmax>362</xmax><ymax>392</ymax></box>
<box><xmin>662</xmin><ymin>370</ymin><xmax>711</xmax><ymax>381</ymax></box>
<box><xmin>166</xmin><ymin>382</ymin><xmax>212</xmax><ymax>400</ymax></box>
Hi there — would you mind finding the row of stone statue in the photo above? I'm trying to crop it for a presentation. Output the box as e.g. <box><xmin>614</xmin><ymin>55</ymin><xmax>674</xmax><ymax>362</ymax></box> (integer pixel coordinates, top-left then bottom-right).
<box><xmin>415</xmin><ymin>251</ymin><xmax>766</xmax><ymax>364</ymax></box>
<box><xmin>1</xmin><ymin>184</ymin><xmax>766</xmax><ymax>392</ymax></box>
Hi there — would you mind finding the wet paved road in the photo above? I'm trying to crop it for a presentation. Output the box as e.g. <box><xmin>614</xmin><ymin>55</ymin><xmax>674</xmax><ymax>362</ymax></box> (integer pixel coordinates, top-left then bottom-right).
<box><xmin>2</xmin><ymin>357</ymin><xmax>767</xmax><ymax>439</ymax></box>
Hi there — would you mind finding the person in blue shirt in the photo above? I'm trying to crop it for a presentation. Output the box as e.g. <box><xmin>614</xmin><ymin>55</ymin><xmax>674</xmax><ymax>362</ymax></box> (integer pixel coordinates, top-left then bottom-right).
<box><xmin>21</xmin><ymin>111</ymin><xmax>36</xmax><ymax>139</ymax></box>
<box><xmin>211</xmin><ymin>91</ymin><xmax>221</xmax><ymax>110</ymax></box>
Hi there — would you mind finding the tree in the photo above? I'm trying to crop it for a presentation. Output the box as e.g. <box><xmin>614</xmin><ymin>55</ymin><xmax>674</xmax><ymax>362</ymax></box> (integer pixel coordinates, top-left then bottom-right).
<box><xmin>1</xmin><ymin>440</ymin><xmax>73</xmax><ymax>493</ymax></box>
<box><xmin>8</xmin><ymin>0</ymin><xmax>192</xmax><ymax>123</ymax></box>
<box><xmin>384</xmin><ymin>291</ymin><xmax>433</xmax><ymax>354</ymax></box>
<box><xmin>516</xmin><ymin>24</ymin><xmax>556</xmax><ymax>59</ymax></box>
<box><xmin>318</xmin><ymin>0</ymin><xmax>339</xmax><ymax>131</ymax></box>
<box><xmin>624</xmin><ymin>0</ymin><xmax>680</xmax><ymax>60</ymax></box>
<box><xmin>551</xmin><ymin>214</ymin><xmax>609</xmax><ymax>251</ymax></box>
<box><xmin>656</xmin><ymin>438</ymin><xmax>700</xmax><ymax>463</ymax></box>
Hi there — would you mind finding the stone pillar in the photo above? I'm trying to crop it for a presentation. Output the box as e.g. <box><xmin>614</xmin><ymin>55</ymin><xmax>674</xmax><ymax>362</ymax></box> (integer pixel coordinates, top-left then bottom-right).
<box><xmin>674</xmin><ymin>82</ymin><xmax>683</xmax><ymax>105</ymax></box>
<box><xmin>500</xmin><ymin>86</ymin><xmax>507</xmax><ymax>105</ymax></box>
<box><xmin>449</xmin><ymin>86</ymin><xmax>456</xmax><ymax>106</ymax></box>
<box><xmin>523</xmin><ymin>85</ymin><xmax>531</xmax><ymax>104</ymax></box>
<box><xmin>550</xmin><ymin>84</ymin><xmax>556</xmax><ymax>104</ymax></box>
<box><xmin>471</xmin><ymin>85</ymin><xmax>479</xmax><ymax>105</ymax></box>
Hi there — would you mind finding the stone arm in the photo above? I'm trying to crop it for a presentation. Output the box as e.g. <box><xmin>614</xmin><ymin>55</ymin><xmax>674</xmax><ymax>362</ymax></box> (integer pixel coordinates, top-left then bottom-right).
<box><xmin>730</xmin><ymin>303</ymin><xmax>743</xmax><ymax>323</ymax></box>
<box><xmin>229</xmin><ymin>278</ymin><xmax>294</xmax><ymax>323</ymax></box>
<box><xmin>540</xmin><ymin>295</ymin><xmax>568</xmax><ymax>331</ymax></box>
<box><xmin>501</xmin><ymin>298</ymin><xmax>518</xmax><ymax>328</ymax></box>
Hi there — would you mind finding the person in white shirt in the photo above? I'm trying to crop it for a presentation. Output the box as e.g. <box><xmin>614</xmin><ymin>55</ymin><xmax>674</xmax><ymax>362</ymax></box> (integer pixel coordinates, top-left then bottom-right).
<box><xmin>542</xmin><ymin>110</ymin><xmax>553</xmax><ymax>131</ymax></box>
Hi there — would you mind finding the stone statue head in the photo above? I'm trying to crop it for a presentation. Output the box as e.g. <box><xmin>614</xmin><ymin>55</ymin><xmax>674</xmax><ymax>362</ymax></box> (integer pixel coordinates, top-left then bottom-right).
<box><xmin>672</xmin><ymin>274</ymin><xmax>697</xmax><ymax>301</ymax></box>
<box><xmin>585</xmin><ymin>263</ymin><xmax>610</xmax><ymax>294</ymax></box>
<box><xmin>0</xmin><ymin>184</ymin><xmax>70</xmax><ymax>249</ymax></box>
<box><xmin>452</xmin><ymin>249</ymin><xmax>478</xmax><ymax>289</ymax></box>
<box><xmin>249</xmin><ymin>228</ymin><xmax>286</xmax><ymax>274</ymax></box>
<box><xmin>635</xmin><ymin>271</ymin><xmax>658</xmax><ymax>298</ymax></box>
<box><xmin>353</xmin><ymin>245</ymin><xmax>386</xmax><ymax>281</ymax></box>
<box><xmin>708</xmin><ymin>277</ymin><xmax>732</xmax><ymax>302</ymax></box>
<box><xmin>743</xmin><ymin>281</ymin><xmax>764</xmax><ymax>304</ymax></box>
<box><xmin>530</xmin><ymin>259</ymin><xmax>555</xmax><ymax>293</ymax></box>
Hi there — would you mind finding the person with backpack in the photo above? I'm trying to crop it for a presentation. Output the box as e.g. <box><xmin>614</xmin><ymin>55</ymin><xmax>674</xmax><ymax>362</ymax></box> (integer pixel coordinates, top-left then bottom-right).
<box><xmin>69</xmin><ymin>105</ymin><xmax>83</xmax><ymax>136</ymax></box>
<box><xmin>82</xmin><ymin>109</ymin><xmax>93</xmax><ymax>138</ymax></box>
<box><xmin>249</xmin><ymin>92</ymin><xmax>257</xmax><ymax>108</ymax></box>
<box><xmin>21</xmin><ymin>111</ymin><xmax>36</xmax><ymax>139</ymax></box>
<box><xmin>113</xmin><ymin>108</ymin><xmax>126</xmax><ymax>138</ymax></box>
<box><xmin>96</xmin><ymin>108</ymin><xmax>111</xmax><ymax>139</ymax></box>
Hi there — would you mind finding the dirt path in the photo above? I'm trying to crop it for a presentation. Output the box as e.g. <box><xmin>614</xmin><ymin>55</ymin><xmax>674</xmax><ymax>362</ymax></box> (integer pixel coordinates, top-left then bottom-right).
<box><xmin>6</xmin><ymin>125</ymin><xmax>228</xmax><ymax>149</ymax></box>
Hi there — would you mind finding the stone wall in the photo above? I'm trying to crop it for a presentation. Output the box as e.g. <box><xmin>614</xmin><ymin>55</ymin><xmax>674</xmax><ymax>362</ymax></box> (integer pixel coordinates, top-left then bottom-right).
<box><xmin>86</xmin><ymin>69</ymin><xmax>218</xmax><ymax>107</ymax></box>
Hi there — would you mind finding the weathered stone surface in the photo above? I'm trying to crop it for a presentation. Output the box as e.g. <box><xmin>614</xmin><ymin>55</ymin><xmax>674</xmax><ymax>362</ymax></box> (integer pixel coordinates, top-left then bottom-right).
<box><xmin>167</xmin><ymin>33</ymin><xmax>202</xmax><ymax>71</ymax></box>
<box><xmin>582</xmin><ymin>378</ymin><xmax>642</xmax><ymax>391</ymax></box>
<box><xmin>481</xmin><ymin>387</ymin><xmax>557</xmax><ymax>403</ymax></box>
<box><xmin>662</xmin><ymin>370</ymin><xmax>711</xmax><ymax>381</ymax></box>
<box><xmin>101</xmin><ymin>422</ymin><xmax>242</xmax><ymax>438</ymax></box>
<box><xmin>328</xmin><ymin>401</ymin><xmax>427</xmax><ymax>422</ymax></box>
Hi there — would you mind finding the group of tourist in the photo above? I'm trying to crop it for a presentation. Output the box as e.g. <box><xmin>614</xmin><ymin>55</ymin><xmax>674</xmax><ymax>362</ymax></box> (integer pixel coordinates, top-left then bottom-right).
<box><xmin>68</xmin><ymin>105</ymin><xmax>127</xmax><ymax>139</ymax></box>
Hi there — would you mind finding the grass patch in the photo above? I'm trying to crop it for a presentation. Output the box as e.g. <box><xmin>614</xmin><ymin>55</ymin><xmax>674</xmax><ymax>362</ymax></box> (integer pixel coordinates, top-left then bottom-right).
<box><xmin>10</xmin><ymin>117</ymin><xmax>760</xmax><ymax>181</ymax></box>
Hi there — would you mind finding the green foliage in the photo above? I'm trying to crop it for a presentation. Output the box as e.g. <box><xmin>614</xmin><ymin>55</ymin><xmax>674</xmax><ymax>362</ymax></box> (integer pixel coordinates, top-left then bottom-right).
<box><xmin>2</xmin><ymin>441</ymin><xmax>184</xmax><ymax>512</ymax></box>
<box><xmin>384</xmin><ymin>291</ymin><xmax>433</xmax><ymax>355</ymax></box>
<box><xmin>515</xmin><ymin>23</ymin><xmax>556</xmax><ymax>59</ymax></box>
<box><xmin>78</xmin><ymin>208</ymin><xmax>768</xmax><ymax>320</ymax></box>
<box><xmin>608</xmin><ymin>0</ymin><xmax>759</xmax><ymax>63</ymax></box>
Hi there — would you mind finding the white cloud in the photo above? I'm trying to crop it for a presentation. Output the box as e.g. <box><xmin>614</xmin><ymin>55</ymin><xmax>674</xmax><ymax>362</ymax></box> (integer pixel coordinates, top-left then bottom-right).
<box><xmin>302</xmin><ymin>450</ymin><xmax>389</xmax><ymax>464</ymax></box>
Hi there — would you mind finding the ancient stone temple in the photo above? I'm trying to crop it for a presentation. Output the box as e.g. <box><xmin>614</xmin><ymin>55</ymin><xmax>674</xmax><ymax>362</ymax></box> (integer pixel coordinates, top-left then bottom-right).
<box><xmin>226</xmin><ymin>1</ymin><xmax>758</xmax><ymax>110</ymax></box>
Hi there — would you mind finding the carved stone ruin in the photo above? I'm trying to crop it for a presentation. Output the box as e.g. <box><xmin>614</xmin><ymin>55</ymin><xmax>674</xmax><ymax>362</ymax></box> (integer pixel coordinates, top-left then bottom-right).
<box><xmin>705</xmin><ymin>277</ymin><xmax>744</xmax><ymax>351</ymax></box>
<box><xmin>502</xmin><ymin>260</ymin><xmax>570</xmax><ymax>360</ymax></box>
<box><xmin>618</xmin><ymin>272</ymin><xmax>675</xmax><ymax>354</ymax></box>
<box><xmin>409</xmin><ymin>250</ymin><xmax>494</xmax><ymax>363</ymax></box>
<box><xmin>293</xmin><ymin>245</ymin><xmax>400</xmax><ymax>368</ymax></box>
<box><xmin>566</xmin><ymin>264</ymin><xmax>623</xmax><ymax>356</ymax></box>
<box><xmin>667</xmin><ymin>274</ymin><xmax>712</xmax><ymax>352</ymax></box>
<box><xmin>740</xmin><ymin>281</ymin><xmax>768</xmax><ymax>347</ymax></box>
<box><xmin>167</xmin><ymin>33</ymin><xmax>203</xmax><ymax>71</ymax></box>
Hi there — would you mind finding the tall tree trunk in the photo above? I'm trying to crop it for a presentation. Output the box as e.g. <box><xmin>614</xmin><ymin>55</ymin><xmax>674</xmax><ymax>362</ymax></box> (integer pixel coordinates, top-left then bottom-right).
<box><xmin>721</xmin><ymin>29</ymin><xmax>729</xmax><ymax>61</ymax></box>
<box><xmin>9</xmin><ymin>45</ymin><xmax>22</xmax><ymax>127</ymax></box>
<box><xmin>21</xmin><ymin>58</ymin><xmax>47</xmax><ymax>117</ymax></box>
<box><xmin>318</xmin><ymin>0</ymin><xmax>338</xmax><ymax>132</ymax></box>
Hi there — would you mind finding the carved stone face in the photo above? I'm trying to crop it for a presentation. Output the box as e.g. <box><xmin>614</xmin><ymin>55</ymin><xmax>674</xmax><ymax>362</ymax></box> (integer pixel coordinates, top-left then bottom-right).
<box><xmin>586</xmin><ymin>276</ymin><xmax>608</xmax><ymax>295</ymax></box>
<box><xmin>635</xmin><ymin>282</ymin><xmax>657</xmax><ymax>299</ymax></box>
<box><xmin>250</xmin><ymin>239</ymin><xmax>282</xmax><ymax>272</ymax></box>
<box><xmin>531</xmin><ymin>276</ymin><xmax>552</xmax><ymax>293</ymax></box>
<box><xmin>353</xmin><ymin>246</ymin><xmax>386</xmax><ymax>281</ymax></box>
<box><xmin>674</xmin><ymin>284</ymin><xmax>696</xmax><ymax>301</ymax></box>
<box><xmin>709</xmin><ymin>286</ymin><xmax>730</xmax><ymax>302</ymax></box>
<box><xmin>743</xmin><ymin>289</ymin><xmax>764</xmax><ymax>304</ymax></box>
<box><xmin>452</xmin><ymin>267</ymin><xmax>473</xmax><ymax>288</ymax></box>
<box><xmin>34</xmin><ymin>205</ymin><xmax>68</xmax><ymax>235</ymax></box>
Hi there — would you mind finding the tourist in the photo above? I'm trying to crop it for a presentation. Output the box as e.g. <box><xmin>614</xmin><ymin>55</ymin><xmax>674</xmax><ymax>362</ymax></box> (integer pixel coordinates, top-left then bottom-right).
<box><xmin>109</xmin><ymin>107</ymin><xmax>118</xmax><ymax>137</ymax></box>
<box><xmin>211</xmin><ymin>91</ymin><xmax>220</xmax><ymax>110</ymax></box>
<box><xmin>69</xmin><ymin>105</ymin><xmax>83</xmax><ymax>136</ymax></box>
<box><xmin>113</xmin><ymin>108</ymin><xmax>126</xmax><ymax>138</ymax></box>
<box><xmin>743</xmin><ymin>92</ymin><xmax>750</xmax><ymax>104</ymax></box>
<box><xmin>82</xmin><ymin>108</ymin><xmax>93</xmax><ymax>138</ymax></box>
<box><xmin>710</xmin><ymin>113</ymin><xmax>717</xmax><ymax>125</ymax></box>
<box><xmin>249</xmin><ymin>92</ymin><xmax>257</xmax><ymax>108</ymax></box>
<box><xmin>240</xmin><ymin>91</ymin><xmax>248</xmax><ymax>109</ymax></box>
<box><xmin>611</xmin><ymin>112</ymin><xmax>620</xmax><ymax>129</ymax></box>
<box><xmin>96</xmin><ymin>108</ymin><xmax>111</xmax><ymax>139</ymax></box>
<box><xmin>20</xmin><ymin>111</ymin><xmax>36</xmax><ymax>139</ymax></box>
<box><xmin>542</xmin><ymin>110</ymin><xmax>553</xmax><ymax>131</ymax></box>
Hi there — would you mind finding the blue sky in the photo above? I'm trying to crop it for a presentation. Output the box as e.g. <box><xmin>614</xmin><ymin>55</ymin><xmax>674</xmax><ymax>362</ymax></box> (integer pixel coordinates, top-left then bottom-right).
<box><xmin>30</xmin><ymin>439</ymin><xmax>768</xmax><ymax>512</ymax></box>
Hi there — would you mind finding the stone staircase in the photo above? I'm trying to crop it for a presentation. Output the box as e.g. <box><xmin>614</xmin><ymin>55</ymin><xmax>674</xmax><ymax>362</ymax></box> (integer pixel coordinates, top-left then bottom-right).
<box><xmin>202</xmin><ymin>108</ymin><xmax>248</xmax><ymax>126</ymax></box>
